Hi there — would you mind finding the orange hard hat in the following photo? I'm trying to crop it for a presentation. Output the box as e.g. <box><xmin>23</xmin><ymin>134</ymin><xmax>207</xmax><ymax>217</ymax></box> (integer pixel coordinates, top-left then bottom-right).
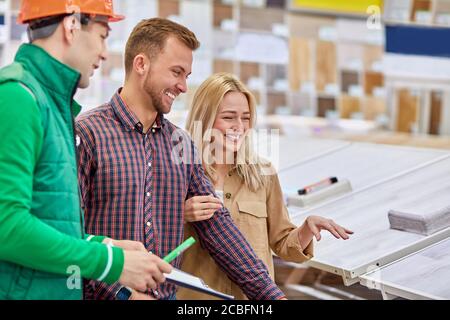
<box><xmin>18</xmin><ymin>0</ymin><xmax>125</xmax><ymax>24</ymax></box>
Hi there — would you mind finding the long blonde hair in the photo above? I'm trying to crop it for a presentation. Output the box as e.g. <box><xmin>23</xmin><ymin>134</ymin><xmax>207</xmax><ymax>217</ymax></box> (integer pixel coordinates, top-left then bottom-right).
<box><xmin>186</xmin><ymin>73</ymin><xmax>270</xmax><ymax>192</ymax></box>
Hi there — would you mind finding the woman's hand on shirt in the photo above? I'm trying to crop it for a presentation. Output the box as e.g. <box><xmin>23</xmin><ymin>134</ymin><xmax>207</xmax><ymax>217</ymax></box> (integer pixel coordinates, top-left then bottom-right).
<box><xmin>298</xmin><ymin>215</ymin><xmax>354</xmax><ymax>248</ymax></box>
<box><xmin>184</xmin><ymin>195</ymin><xmax>223</xmax><ymax>222</ymax></box>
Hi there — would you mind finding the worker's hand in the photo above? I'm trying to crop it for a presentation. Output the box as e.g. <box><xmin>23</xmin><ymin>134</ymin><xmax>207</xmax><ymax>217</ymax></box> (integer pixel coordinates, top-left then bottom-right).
<box><xmin>302</xmin><ymin>215</ymin><xmax>354</xmax><ymax>242</ymax></box>
<box><xmin>184</xmin><ymin>195</ymin><xmax>222</xmax><ymax>222</ymax></box>
<box><xmin>130</xmin><ymin>289</ymin><xmax>156</xmax><ymax>300</ymax></box>
<box><xmin>103</xmin><ymin>238</ymin><xmax>147</xmax><ymax>252</ymax></box>
<box><xmin>118</xmin><ymin>251</ymin><xmax>172</xmax><ymax>292</ymax></box>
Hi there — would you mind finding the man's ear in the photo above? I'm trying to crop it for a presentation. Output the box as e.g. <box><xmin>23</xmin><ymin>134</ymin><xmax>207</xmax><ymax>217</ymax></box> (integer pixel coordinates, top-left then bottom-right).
<box><xmin>62</xmin><ymin>15</ymin><xmax>81</xmax><ymax>44</ymax></box>
<box><xmin>133</xmin><ymin>54</ymin><xmax>149</xmax><ymax>77</ymax></box>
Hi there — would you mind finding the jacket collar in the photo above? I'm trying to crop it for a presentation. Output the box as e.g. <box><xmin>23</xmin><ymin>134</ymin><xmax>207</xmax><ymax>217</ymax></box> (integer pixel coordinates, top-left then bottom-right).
<box><xmin>14</xmin><ymin>43</ymin><xmax>81</xmax><ymax>116</ymax></box>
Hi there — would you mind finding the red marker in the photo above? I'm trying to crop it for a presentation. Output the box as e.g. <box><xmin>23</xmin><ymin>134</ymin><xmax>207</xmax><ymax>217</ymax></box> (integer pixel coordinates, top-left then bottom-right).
<box><xmin>298</xmin><ymin>177</ymin><xmax>338</xmax><ymax>195</ymax></box>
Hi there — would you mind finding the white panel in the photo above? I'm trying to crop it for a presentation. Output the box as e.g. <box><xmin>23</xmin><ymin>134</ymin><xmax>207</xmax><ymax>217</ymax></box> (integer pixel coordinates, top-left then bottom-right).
<box><xmin>279</xmin><ymin>142</ymin><xmax>447</xmax><ymax>195</ymax></box>
<box><xmin>256</xmin><ymin>136</ymin><xmax>350</xmax><ymax>172</ymax></box>
<box><xmin>361</xmin><ymin>238</ymin><xmax>450</xmax><ymax>299</ymax></box>
<box><xmin>180</xmin><ymin>0</ymin><xmax>213</xmax><ymax>86</ymax></box>
<box><xmin>384</xmin><ymin>53</ymin><xmax>450</xmax><ymax>81</ymax></box>
<box><xmin>336</xmin><ymin>18</ymin><xmax>384</xmax><ymax>46</ymax></box>
<box><xmin>235</xmin><ymin>32</ymin><xmax>288</xmax><ymax>64</ymax></box>
<box><xmin>77</xmin><ymin>0</ymin><xmax>158</xmax><ymax>108</ymax></box>
<box><xmin>108</xmin><ymin>0</ymin><xmax>158</xmax><ymax>52</ymax></box>
<box><xmin>288</xmin><ymin>155</ymin><xmax>450</xmax><ymax>276</ymax></box>
<box><xmin>383</xmin><ymin>0</ymin><xmax>412</xmax><ymax>22</ymax></box>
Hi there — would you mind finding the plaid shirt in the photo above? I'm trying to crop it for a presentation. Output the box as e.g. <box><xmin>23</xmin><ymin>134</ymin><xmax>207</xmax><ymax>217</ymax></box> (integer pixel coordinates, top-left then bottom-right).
<box><xmin>75</xmin><ymin>90</ymin><xmax>284</xmax><ymax>300</ymax></box>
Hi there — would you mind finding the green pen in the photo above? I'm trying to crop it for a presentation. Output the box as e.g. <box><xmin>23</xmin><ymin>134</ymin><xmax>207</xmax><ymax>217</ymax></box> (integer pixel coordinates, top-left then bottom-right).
<box><xmin>163</xmin><ymin>237</ymin><xmax>196</xmax><ymax>263</ymax></box>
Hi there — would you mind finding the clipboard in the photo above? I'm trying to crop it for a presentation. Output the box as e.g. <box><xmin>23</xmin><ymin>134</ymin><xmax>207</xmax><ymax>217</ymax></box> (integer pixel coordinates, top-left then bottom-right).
<box><xmin>165</xmin><ymin>268</ymin><xmax>235</xmax><ymax>300</ymax></box>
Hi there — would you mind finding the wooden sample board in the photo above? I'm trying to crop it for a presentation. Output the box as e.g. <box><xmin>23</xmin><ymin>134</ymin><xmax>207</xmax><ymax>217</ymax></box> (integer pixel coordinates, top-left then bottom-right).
<box><xmin>397</xmin><ymin>89</ymin><xmax>419</xmax><ymax>133</ymax></box>
<box><xmin>315</xmin><ymin>41</ymin><xmax>337</xmax><ymax>92</ymax></box>
<box><xmin>429</xmin><ymin>91</ymin><xmax>442</xmax><ymax>135</ymax></box>
<box><xmin>363</xmin><ymin>71</ymin><xmax>384</xmax><ymax>95</ymax></box>
<box><xmin>363</xmin><ymin>96</ymin><xmax>386</xmax><ymax>121</ymax></box>
<box><xmin>289</xmin><ymin>37</ymin><xmax>313</xmax><ymax>91</ymax></box>
<box><xmin>158</xmin><ymin>0</ymin><xmax>179</xmax><ymax>18</ymax></box>
<box><xmin>339</xmin><ymin>95</ymin><xmax>361</xmax><ymax>119</ymax></box>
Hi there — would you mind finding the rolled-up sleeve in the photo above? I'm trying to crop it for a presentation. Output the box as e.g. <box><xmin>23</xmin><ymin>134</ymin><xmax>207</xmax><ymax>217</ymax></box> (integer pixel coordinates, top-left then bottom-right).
<box><xmin>267</xmin><ymin>174</ymin><xmax>313</xmax><ymax>262</ymax></box>
<box><xmin>186</xmin><ymin>143</ymin><xmax>285</xmax><ymax>300</ymax></box>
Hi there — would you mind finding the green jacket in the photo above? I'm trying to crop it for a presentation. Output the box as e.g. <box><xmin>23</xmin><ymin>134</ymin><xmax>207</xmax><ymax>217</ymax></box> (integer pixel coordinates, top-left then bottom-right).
<box><xmin>0</xmin><ymin>44</ymin><xmax>124</xmax><ymax>300</ymax></box>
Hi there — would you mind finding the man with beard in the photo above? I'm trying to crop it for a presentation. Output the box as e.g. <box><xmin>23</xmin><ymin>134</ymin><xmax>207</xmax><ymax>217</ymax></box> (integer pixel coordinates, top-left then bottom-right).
<box><xmin>76</xmin><ymin>18</ymin><xmax>286</xmax><ymax>300</ymax></box>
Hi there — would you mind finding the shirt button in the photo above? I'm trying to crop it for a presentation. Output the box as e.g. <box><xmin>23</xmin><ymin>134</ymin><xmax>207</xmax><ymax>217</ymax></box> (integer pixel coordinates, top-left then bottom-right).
<box><xmin>151</xmin><ymin>128</ymin><xmax>156</xmax><ymax>133</ymax></box>
<box><xmin>225</xmin><ymin>193</ymin><xmax>231</xmax><ymax>199</ymax></box>
<box><xmin>148</xmin><ymin>162</ymin><xmax>152</xmax><ymax>167</ymax></box>
<box><xmin>146</xmin><ymin>222</ymin><xmax>151</xmax><ymax>227</ymax></box>
<box><xmin>146</xmin><ymin>192</ymin><xmax>150</xmax><ymax>197</ymax></box>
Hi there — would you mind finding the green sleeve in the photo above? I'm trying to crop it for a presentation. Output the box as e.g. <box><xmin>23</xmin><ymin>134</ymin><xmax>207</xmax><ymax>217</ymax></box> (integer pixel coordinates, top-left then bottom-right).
<box><xmin>85</xmin><ymin>234</ymin><xmax>107</xmax><ymax>243</ymax></box>
<box><xmin>0</xmin><ymin>82</ymin><xmax>123</xmax><ymax>284</ymax></box>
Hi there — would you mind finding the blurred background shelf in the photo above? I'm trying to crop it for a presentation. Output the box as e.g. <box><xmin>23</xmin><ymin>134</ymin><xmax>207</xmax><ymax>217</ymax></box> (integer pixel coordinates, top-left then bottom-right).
<box><xmin>1</xmin><ymin>0</ymin><xmax>450</xmax><ymax>138</ymax></box>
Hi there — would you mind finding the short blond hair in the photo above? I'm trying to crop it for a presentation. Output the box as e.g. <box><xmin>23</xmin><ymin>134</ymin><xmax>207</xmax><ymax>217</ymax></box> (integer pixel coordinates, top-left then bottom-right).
<box><xmin>124</xmin><ymin>18</ymin><xmax>200</xmax><ymax>76</ymax></box>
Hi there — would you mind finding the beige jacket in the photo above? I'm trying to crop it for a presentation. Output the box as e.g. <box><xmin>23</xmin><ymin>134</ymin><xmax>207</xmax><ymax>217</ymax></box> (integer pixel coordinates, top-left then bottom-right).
<box><xmin>178</xmin><ymin>169</ymin><xmax>313</xmax><ymax>300</ymax></box>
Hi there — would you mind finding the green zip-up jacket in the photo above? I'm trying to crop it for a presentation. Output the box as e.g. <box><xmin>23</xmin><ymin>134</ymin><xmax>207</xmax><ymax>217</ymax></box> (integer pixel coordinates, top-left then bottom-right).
<box><xmin>0</xmin><ymin>44</ymin><xmax>124</xmax><ymax>300</ymax></box>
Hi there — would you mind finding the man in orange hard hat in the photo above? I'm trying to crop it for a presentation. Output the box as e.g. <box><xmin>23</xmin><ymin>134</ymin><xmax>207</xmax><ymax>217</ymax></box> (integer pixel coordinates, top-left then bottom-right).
<box><xmin>0</xmin><ymin>0</ymin><xmax>172</xmax><ymax>300</ymax></box>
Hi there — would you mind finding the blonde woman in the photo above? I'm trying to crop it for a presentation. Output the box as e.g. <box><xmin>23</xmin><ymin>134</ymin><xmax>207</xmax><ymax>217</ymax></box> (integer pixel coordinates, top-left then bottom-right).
<box><xmin>178</xmin><ymin>73</ymin><xmax>353</xmax><ymax>300</ymax></box>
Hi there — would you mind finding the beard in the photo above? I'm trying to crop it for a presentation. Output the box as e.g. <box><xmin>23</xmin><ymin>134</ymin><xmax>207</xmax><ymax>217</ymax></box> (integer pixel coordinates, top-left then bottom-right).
<box><xmin>143</xmin><ymin>72</ymin><xmax>170</xmax><ymax>114</ymax></box>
